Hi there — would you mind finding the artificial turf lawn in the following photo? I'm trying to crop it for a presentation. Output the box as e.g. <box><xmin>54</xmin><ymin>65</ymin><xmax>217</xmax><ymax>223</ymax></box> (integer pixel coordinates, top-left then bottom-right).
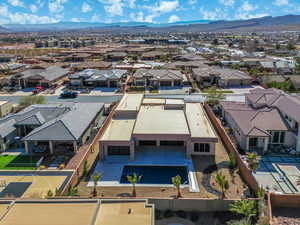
<box><xmin>0</xmin><ymin>155</ymin><xmax>40</xmax><ymax>170</ymax></box>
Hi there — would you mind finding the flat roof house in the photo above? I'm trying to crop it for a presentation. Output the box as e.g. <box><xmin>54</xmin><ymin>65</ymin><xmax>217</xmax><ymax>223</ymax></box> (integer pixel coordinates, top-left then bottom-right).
<box><xmin>0</xmin><ymin>199</ymin><xmax>154</xmax><ymax>225</ymax></box>
<box><xmin>132</xmin><ymin>69</ymin><xmax>187</xmax><ymax>87</ymax></box>
<box><xmin>100</xmin><ymin>94</ymin><xmax>218</xmax><ymax>160</ymax></box>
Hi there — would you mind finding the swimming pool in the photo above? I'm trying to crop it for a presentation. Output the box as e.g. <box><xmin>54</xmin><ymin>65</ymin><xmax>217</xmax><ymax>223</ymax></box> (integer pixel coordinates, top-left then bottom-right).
<box><xmin>120</xmin><ymin>165</ymin><xmax>189</xmax><ymax>185</ymax></box>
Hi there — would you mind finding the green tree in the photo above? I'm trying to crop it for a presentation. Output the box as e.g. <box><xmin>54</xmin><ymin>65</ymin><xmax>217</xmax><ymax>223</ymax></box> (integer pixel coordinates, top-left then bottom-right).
<box><xmin>67</xmin><ymin>186</ymin><xmax>78</xmax><ymax>196</ymax></box>
<box><xmin>229</xmin><ymin>200</ymin><xmax>257</xmax><ymax>223</ymax></box>
<box><xmin>205</xmin><ymin>87</ymin><xmax>225</xmax><ymax>106</ymax></box>
<box><xmin>275</xmin><ymin>43</ymin><xmax>280</xmax><ymax>50</ymax></box>
<box><xmin>172</xmin><ymin>175</ymin><xmax>182</xmax><ymax>198</ymax></box>
<box><xmin>215</xmin><ymin>172</ymin><xmax>229</xmax><ymax>199</ymax></box>
<box><xmin>127</xmin><ymin>173</ymin><xmax>142</xmax><ymax>197</ymax></box>
<box><xmin>212</xmin><ymin>39</ymin><xmax>219</xmax><ymax>45</ymax></box>
<box><xmin>295</xmin><ymin>57</ymin><xmax>300</xmax><ymax>75</ymax></box>
<box><xmin>247</xmin><ymin>152</ymin><xmax>259</xmax><ymax>173</ymax></box>
<box><xmin>92</xmin><ymin>172</ymin><xmax>101</xmax><ymax>197</ymax></box>
<box><xmin>287</xmin><ymin>42</ymin><xmax>296</xmax><ymax>50</ymax></box>
<box><xmin>256</xmin><ymin>186</ymin><xmax>265</xmax><ymax>199</ymax></box>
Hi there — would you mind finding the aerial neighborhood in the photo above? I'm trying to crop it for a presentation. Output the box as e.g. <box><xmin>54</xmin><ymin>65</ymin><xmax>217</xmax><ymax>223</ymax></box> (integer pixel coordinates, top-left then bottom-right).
<box><xmin>0</xmin><ymin>10</ymin><xmax>300</xmax><ymax>225</ymax></box>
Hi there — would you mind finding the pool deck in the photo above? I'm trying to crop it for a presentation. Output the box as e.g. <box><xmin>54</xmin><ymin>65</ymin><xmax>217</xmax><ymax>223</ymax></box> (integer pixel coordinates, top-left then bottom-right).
<box><xmin>87</xmin><ymin>147</ymin><xmax>199</xmax><ymax>192</ymax></box>
<box><xmin>253</xmin><ymin>155</ymin><xmax>300</xmax><ymax>194</ymax></box>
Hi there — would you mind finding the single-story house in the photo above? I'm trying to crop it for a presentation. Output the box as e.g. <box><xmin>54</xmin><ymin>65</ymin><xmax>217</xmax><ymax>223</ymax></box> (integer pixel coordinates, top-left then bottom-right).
<box><xmin>220</xmin><ymin>101</ymin><xmax>293</xmax><ymax>154</ymax></box>
<box><xmin>105</xmin><ymin>52</ymin><xmax>127</xmax><ymax>61</ymax></box>
<box><xmin>0</xmin><ymin>102</ymin><xmax>104</xmax><ymax>154</ymax></box>
<box><xmin>72</xmin><ymin>61</ymin><xmax>112</xmax><ymax>71</ymax></box>
<box><xmin>141</xmin><ymin>51</ymin><xmax>169</xmax><ymax>60</ymax></box>
<box><xmin>69</xmin><ymin>69</ymin><xmax>127</xmax><ymax>88</ymax></box>
<box><xmin>132</xmin><ymin>69</ymin><xmax>187</xmax><ymax>87</ymax></box>
<box><xmin>192</xmin><ymin>67</ymin><xmax>252</xmax><ymax>88</ymax></box>
<box><xmin>11</xmin><ymin>66</ymin><xmax>69</xmax><ymax>88</ymax></box>
<box><xmin>100</xmin><ymin>94</ymin><xmax>218</xmax><ymax>160</ymax></box>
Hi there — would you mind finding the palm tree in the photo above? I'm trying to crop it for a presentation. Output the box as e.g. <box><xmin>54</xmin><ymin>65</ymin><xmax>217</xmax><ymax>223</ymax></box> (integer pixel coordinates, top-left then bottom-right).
<box><xmin>215</xmin><ymin>172</ymin><xmax>229</xmax><ymax>199</ymax></box>
<box><xmin>172</xmin><ymin>175</ymin><xmax>182</xmax><ymax>198</ymax></box>
<box><xmin>127</xmin><ymin>173</ymin><xmax>142</xmax><ymax>197</ymax></box>
<box><xmin>230</xmin><ymin>200</ymin><xmax>257</xmax><ymax>223</ymax></box>
<box><xmin>92</xmin><ymin>172</ymin><xmax>101</xmax><ymax>197</ymax></box>
<box><xmin>247</xmin><ymin>152</ymin><xmax>259</xmax><ymax>173</ymax></box>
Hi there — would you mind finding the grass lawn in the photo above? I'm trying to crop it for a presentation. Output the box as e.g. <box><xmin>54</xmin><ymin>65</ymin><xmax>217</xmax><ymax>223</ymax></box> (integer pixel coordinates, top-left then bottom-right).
<box><xmin>202</xmin><ymin>89</ymin><xmax>234</xmax><ymax>94</ymax></box>
<box><xmin>0</xmin><ymin>155</ymin><xmax>40</xmax><ymax>170</ymax></box>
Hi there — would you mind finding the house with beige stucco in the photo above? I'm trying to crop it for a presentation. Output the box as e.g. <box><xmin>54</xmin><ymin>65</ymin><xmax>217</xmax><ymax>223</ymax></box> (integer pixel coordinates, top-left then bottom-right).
<box><xmin>100</xmin><ymin>94</ymin><xmax>218</xmax><ymax>160</ymax></box>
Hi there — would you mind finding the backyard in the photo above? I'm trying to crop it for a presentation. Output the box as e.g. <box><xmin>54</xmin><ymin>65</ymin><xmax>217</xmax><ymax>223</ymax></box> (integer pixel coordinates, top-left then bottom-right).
<box><xmin>75</xmin><ymin>138</ymin><xmax>248</xmax><ymax>199</ymax></box>
<box><xmin>0</xmin><ymin>155</ymin><xmax>41</xmax><ymax>170</ymax></box>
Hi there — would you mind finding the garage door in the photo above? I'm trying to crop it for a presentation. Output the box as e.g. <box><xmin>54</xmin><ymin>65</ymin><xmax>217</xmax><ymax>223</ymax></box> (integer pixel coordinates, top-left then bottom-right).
<box><xmin>139</xmin><ymin>140</ymin><xmax>157</xmax><ymax>146</ymax></box>
<box><xmin>108</xmin><ymin>146</ymin><xmax>130</xmax><ymax>155</ymax></box>
<box><xmin>160</xmin><ymin>141</ymin><xmax>184</xmax><ymax>146</ymax></box>
<box><xmin>160</xmin><ymin>81</ymin><xmax>172</xmax><ymax>86</ymax></box>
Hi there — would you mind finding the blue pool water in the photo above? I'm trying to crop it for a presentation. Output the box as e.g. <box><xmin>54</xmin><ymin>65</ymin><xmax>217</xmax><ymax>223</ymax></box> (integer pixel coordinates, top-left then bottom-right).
<box><xmin>120</xmin><ymin>165</ymin><xmax>189</xmax><ymax>184</ymax></box>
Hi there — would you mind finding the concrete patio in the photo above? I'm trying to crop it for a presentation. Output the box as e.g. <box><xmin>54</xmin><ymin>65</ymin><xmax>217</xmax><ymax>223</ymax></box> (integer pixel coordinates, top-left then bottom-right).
<box><xmin>87</xmin><ymin>147</ymin><xmax>199</xmax><ymax>192</ymax></box>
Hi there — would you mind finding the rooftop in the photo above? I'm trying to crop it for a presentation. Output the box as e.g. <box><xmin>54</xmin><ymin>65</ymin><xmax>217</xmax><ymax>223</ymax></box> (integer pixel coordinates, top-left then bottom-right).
<box><xmin>115</xmin><ymin>94</ymin><xmax>144</xmax><ymax>112</ymax></box>
<box><xmin>185</xmin><ymin>103</ymin><xmax>218</xmax><ymax>140</ymax></box>
<box><xmin>101</xmin><ymin>119</ymin><xmax>136</xmax><ymax>141</ymax></box>
<box><xmin>133</xmin><ymin>105</ymin><xmax>190</xmax><ymax>135</ymax></box>
<box><xmin>0</xmin><ymin>199</ymin><xmax>154</xmax><ymax>225</ymax></box>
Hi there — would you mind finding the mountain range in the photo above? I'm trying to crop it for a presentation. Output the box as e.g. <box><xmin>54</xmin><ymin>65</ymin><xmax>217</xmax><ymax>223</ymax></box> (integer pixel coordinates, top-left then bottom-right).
<box><xmin>0</xmin><ymin>15</ymin><xmax>300</xmax><ymax>33</ymax></box>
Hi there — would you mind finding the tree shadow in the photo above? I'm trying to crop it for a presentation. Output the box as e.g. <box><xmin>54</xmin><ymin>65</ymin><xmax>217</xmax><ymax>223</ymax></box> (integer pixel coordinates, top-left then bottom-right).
<box><xmin>116</xmin><ymin>192</ymin><xmax>131</xmax><ymax>197</ymax></box>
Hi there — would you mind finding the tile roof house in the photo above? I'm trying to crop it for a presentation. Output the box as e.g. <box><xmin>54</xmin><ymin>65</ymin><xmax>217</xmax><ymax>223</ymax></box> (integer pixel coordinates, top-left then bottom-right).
<box><xmin>132</xmin><ymin>69</ymin><xmax>187</xmax><ymax>87</ymax></box>
<box><xmin>11</xmin><ymin>66</ymin><xmax>69</xmax><ymax>88</ymax></box>
<box><xmin>69</xmin><ymin>69</ymin><xmax>127</xmax><ymax>88</ymax></box>
<box><xmin>192</xmin><ymin>66</ymin><xmax>252</xmax><ymax>88</ymax></box>
<box><xmin>0</xmin><ymin>102</ymin><xmax>104</xmax><ymax>154</ymax></box>
<box><xmin>220</xmin><ymin>88</ymin><xmax>300</xmax><ymax>154</ymax></box>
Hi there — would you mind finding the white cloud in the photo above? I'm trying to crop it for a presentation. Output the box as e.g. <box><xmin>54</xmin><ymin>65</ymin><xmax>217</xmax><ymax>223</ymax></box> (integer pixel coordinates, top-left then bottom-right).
<box><xmin>29</xmin><ymin>4</ymin><xmax>38</xmax><ymax>13</ymax></box>
<box><xmin>147</xmin><ymin>0</ymin><xmax>179</xmax><ymax>14</ymax></box>
<box><xmin>168</xmin><ymin>14</ymin><xmax>180</xmax><ymax>23</ymax></box>
<box><xmin>241</xmin><ymin>1</ymin><xmax>255</xmax><ymax>12</ymax></box>
<box><xmin>48</xmin><ymin>0</ymin><xmax>68</xmax><ymax>14</ymax></box>
<box><xmin>219</xmin><ymin>0</ymin><xmax>235</xmax><ymax>7</ymax></box>
<box><xmin>82</xmin><ymin>2</ymin><xmax>92</xmax><ymax>13</ymax></box>
<box><xmin>199</xmin><ymin>8</ymin><xmax>228</xmax><ymax>20</ymax></box>
<box><xmin>100</xmin><ymin>0</ymin><xmax>124</xmax><ymax>17</ymax></box>
<box><xmin>273</xmin><ymin>0</ymin><xmax>288</xmax><ymax>6</ymax></box>
<box><xmin>7</xmin><ymin>0</ymin><xmax>24</xmax><ymax>7</ymax></box>
<box><xmin>71</xmin><ymin>17</ymin><xmax>80</xmax><ymax>22</ymax></box>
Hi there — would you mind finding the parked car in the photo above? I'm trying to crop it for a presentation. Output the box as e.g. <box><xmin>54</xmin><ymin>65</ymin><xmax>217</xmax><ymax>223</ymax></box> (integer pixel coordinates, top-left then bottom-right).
<box><xmin>60</xmin><ymin>90</ymin><xmax>78</xmax><ymax>98</ymax></box>
<box><xmin>33</xmin><ymin>86</ymin><xmax>44</xmax><ymax>94</ymax></box>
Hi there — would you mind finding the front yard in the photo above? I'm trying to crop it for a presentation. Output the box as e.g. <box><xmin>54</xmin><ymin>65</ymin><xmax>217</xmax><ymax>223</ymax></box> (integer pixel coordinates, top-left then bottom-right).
<box><xmin>0</xmin><ymin>155</ymin><xmax>41</xmax><ymax>170</ymax></box>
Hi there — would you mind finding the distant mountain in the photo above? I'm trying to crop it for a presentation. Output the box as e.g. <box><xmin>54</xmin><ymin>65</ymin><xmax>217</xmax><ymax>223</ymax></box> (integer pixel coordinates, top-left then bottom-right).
<box><xmin>1</xmin><ymin>15</ymin><xmax>300</xmax><ymax>33</ymax></box>
<box><xmin>2</xmin><ymin>20</ymin><xmax>212</xmax><ymax>32</ymax></box>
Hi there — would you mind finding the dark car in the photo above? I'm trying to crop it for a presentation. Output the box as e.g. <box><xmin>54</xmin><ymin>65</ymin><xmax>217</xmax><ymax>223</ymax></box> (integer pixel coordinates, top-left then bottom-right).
<box><xmin>60</xmin><ymin>90</ymin><xmax>78</xmax><ymax>98</ymax></box>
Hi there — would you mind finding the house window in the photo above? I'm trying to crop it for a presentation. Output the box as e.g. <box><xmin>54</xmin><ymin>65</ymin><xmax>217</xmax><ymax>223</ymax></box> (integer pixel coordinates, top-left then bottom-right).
<box><xmin>270</xmin><ymin>131</ymin><xmax>285</xmax><ymax>144</ymax></box>
<box><xmin>249</xmin><ymin>138</ymin><xmax>258</xmax><ymax>147</ymax></box>
<box><xmin>194</xmin><ymin>143</ymin><xmax>210</xmax><ymax>152</ymax></box>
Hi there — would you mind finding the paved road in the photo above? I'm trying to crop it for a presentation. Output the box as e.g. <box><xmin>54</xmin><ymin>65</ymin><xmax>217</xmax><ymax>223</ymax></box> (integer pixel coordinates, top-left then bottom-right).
<box><xmin>0</xmin><ymin>93</ymin><xmax>245</xmax><ymax>104</ymax></box>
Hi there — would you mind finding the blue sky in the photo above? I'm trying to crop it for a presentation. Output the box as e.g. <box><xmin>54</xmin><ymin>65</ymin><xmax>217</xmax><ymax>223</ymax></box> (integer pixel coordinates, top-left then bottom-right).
<box><xmin>0</xmin><ymin>0</ymin><xmax>299</xmax><ymax>24</ymax></box>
